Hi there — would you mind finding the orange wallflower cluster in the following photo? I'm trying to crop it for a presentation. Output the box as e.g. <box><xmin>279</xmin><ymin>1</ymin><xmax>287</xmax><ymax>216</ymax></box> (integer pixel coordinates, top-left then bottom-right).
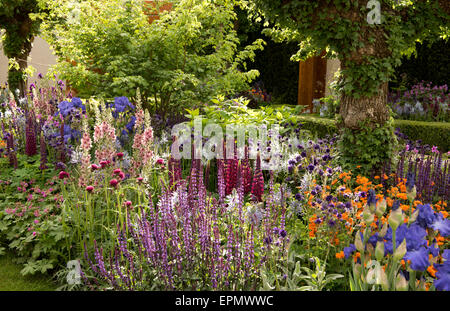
<box><xmin>0</xmin><ymin>139</ymin><xmax>6</xmax><ymax>158</ymax></box>
<box><xmin>335</xmin><ymin>251</ymin><xmax>345</xmax><ymax>259</ymax></box>
<box><xmin>308</xmin><ymin>214</ymin><xmax>318</xmax><ymax>238</ymax></box>
<box><xmin>305</xmin><ymin>170</ymin><xmax>449</xmax><ymax>266</ymax></box>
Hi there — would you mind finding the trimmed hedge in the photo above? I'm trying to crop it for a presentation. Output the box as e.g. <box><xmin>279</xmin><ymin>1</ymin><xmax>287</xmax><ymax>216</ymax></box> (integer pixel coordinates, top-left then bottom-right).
<box><xmin>296</xmin><ymin>115</ymin><xmax>450</xmax><ymax>152</ymax></box>
<box><xmin>393</xmin><ymin>120</ymin><xmax>450</xmax><ymax>152</ymax></box>
<box><xmin>297</xmin><ymin>115</ymin><xmax>337</xmax><ymax>137</ymax></box>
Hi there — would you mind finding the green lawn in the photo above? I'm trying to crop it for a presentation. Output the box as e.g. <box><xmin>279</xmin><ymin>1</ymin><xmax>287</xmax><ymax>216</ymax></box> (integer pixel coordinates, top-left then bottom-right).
<box><xmin>0</xmin><ymin>252</ymin><xmax>57</xmax><ymax>291</ymax></box>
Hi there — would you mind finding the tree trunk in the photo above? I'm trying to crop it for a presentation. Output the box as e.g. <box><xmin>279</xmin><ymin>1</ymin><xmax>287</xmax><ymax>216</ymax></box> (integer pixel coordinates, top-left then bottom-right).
<box><xmin>339</xmin><ymin>82</ymin><xmax>389</xmax><ymax>130</ymax></box>
<box><xmin>337</xmin><ymin>81</ymin><xmax>395</xmax><ymax>174</ymax></box>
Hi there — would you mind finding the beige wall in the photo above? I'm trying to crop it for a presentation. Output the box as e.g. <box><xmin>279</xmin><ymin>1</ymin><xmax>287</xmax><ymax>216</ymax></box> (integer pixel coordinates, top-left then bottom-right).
<box><xmin>0</xmin><ymin>36</ymin><xmax>57</xmax><ymax>86</ymax></box>
<box><xmin>325</xmin><ymin>58</ymin><xmax>340</xmax><ymax>97</ymax></box>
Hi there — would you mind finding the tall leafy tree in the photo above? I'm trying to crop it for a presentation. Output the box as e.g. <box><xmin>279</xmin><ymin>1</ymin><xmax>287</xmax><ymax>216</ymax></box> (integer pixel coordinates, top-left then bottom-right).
<box><xmin>39</xmin><ymin>0</ymin><xmax>264</xmax><ymax>117</ymax></box>
<box><xmin>249</xmin><ymin>0</ymin><xmax>450</xmax><ymax>172</ymax></box>
<box><xmin>0</xmin><ymin>0</ymin><xmax>46</xmax><ymax>96</ymax></box>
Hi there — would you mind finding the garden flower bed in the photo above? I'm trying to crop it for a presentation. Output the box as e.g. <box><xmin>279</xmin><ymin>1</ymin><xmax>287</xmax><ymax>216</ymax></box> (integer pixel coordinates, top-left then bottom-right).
<box><xmin>0</xmin><ymin>87</ymin><xmax>448</xmax><ymax>292</ymax></box>
<box><xmin>1</xmin><ymin>0</ymin><xmax>450</xmax><ymax>297</ymax></box>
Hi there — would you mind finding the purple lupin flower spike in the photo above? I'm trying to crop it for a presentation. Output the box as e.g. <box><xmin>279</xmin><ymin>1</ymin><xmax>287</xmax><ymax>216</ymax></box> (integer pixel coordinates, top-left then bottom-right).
<box><xmin>39</xmin><ymin>134</ymin><xmax>48</xmax><ymax>170</ymax></box>
<box><xmin>217</xmin><ymin>159</ymin><xmax>226</xmax><ymax>203</ymax></box>
<box><xmin>59</xmin><ymin>120</ymin><xmax>66</xmax><ymax>163</ymax></box>
<box><xmin>25</xmin><ymin>112</ymin><xmax>37</xmax><ymax>156</ymax></box>
<box><xmin>251</xmin><ymin>153</ymin><xmax>264</xmax><ymax>202</ymax></box>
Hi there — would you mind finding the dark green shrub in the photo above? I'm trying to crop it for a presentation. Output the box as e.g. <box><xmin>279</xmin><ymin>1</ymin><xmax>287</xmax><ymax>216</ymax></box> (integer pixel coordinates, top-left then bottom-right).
<box><xmin>394</xmin><ymin>119</ymin><xmax>450</xmax><ymax>152</ymax></box>
<box><xmin>297</xmin><ymin>115</ymin><xmax>337</xmax><ymax>138</ymax></box>
<box><xmin>390</xmin><ymin>39</ymin><xmax>450</xmax><ymax>89</ymax></box>
<box><xmin>296</xmin><ymin>114</ymin><xmax>450</xmax><ymax>152</ymax></box>
<box><xmin>236</xmin><ymin>7</ymin><xmax>299</xmax><ymax>106</ymax></box>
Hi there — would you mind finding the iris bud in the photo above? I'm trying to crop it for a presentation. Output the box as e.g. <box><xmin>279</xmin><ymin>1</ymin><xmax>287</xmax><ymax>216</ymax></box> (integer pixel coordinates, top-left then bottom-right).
<box><xmin>375</xmin><ymin>241</ymin><xmax>385</xmax><ymax>261</ymax></box>
<box><xmin>406</xmin><ymin>185</ymin><xmax>417</xmax><ymax>202</ymax></box>
<box><xmin>353</xmin><ymin>263</ymin><xmax>362</xmax><ymax>279</ymax></box>
<box><xmin>379</xmin><ymin>268</ymin><xmax>389</xmax><ymax>291</ymax></box>
<box><xmin>389</xmin><ymin>208</ymin><xmax>404</xmax><ymax>231</ymax></box>
<box><xmin>393</xmin><ymin>239</ymin><xmax>407</xmax><ymax>262</ymax></box>
<box><xmin>408</xmin><ymin>208</ymin><xmax>419</xmax><ymax>225</ymax></box>
<box><xmin>395</xmin><ymin>273</ymin><xmax>408</xmax><ymax>291</ymax></box>
<box><xmin>363</xmin><ymin>207</ymin><xmax>374</xmax><ymax>225</ymax></box>
<box><xmin>379</xmin><ymin>222</ymin><xmax>388</xmax><ymax>238</ymax></box>
<box><xmin>355</xmin><ymin>231</ymin><xmax>364</xmax><ymax>253</ymax></box>
<box><xmin>375</xmin><ymin>199</ymin><xmax>386</xmax><ymax>218</ymax></box>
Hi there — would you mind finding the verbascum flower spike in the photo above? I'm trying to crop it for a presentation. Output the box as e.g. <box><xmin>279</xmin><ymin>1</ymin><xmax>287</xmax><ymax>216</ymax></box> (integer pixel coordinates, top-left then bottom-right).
<box><xmin>80</xmin><ymin>116</ymin><xmax>92</xmax><ymax>169</ymax></box>
<box><xmin>135</xmin><ymin>87</ymin><xmax>142</xmax><ymax>110</ymax></box>
<box><xmin>91</xmin><ymin>99</ymin><xmax>101</xmax><ymax>125</ymax></box>
<box><xmin>144</xmin><ymin>109</ymin><xmax>151</xmax><ymax>130</ymax></box>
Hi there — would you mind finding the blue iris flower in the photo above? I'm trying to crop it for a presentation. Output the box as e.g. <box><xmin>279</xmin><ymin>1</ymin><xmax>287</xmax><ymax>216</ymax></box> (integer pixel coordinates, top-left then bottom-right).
<box><xmin>63</xmin><ymin>124</ymin><xmax>81</xmax><ymax>143</ymax></box>
<box><xmin>433</xmin><ymin>250</ymin><xmax>450</xmax><ymax>291</ymax></box>
<box><xmin>71</xmin><ymin>97</ymin><xmax>86</xmax><ymax>112</ymax></box>
<box><xmin>430</xmin><ymin>214</ymin><xmax>450</xmax><ymax>237</ymax></box>
<box><xmin>126</xmin><ymin>116</ymin><xmax>136</xmax><ymax>133</ymax></box>
<box><xmin>344</xmin><ymin>244</ymin><xmax>356</xmax><ymax>259</ymax></box>
<box><xmin>58</xmin><ymin>100</ymin><xmax>72</xmax><ymax>117</ymax></box>
<box><xmin>57</xmin><ymin>98</ymin><xmax>85</xmax><ymax>117</ymax></box>
<box><xmin>405</xmin><ymin>224</ymin><xmax>428</xmax><ymax>251</ymax></box>
<box><xmin>367</xmin><ymin>189</ymin><xmax>377</xmax><ymax>207</ymax></box>
<box><xmin>434</xmin><ymin>266</ymin><xmax>450</xmax><ymax>291</ymax></box>
<box><xmin>367</xmin><ymin>232</ymin><xmax>379</xmax><ymax>248</ymax></box>
<box><xmin>404</xmin><ymin>247</ymin><xmax>429</xmax><ymax>271</ymax></box>
<box><xmin>383</xmin><ymin>223</ymin><xmax>427</xmax><ymax>255</ymax></box>
<box><xmin>110</xmin><ymin>97</ymin><xmax>135</xmax><ymax>118</ymax></box>
<box><xmin>428</xmin><ymin>244</ymin><xmax>440</xmax><ymax>257</ymax></box>
<box><xmin>416</xmin><ymin>204</ymin><xmax>437</xmax><ymax>229</ymax></box>
<box><xmin>115</xmin><ymin>97</ymin><xmax>134</xmax><ymax>112</ymax></box>
<box><xmin>392</xmin><ymin>200</ymin><xmax>401</xmax><ymax>211</ymax></box>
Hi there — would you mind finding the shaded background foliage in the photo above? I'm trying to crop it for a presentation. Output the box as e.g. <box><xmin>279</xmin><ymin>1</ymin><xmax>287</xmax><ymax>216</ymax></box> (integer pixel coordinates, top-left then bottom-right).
<box><xmin>390</xmin><ymin>39</ymin><xmax>450</xmax><ymax>90</ymax></box>
<box><xmin>235</xmin><ymin>7</ymin><xmax>299</xmax><ymax>106</ymax></box>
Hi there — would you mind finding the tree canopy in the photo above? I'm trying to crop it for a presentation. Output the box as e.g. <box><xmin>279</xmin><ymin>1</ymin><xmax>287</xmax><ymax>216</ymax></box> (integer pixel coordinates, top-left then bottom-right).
<box><xmin>38</xmin><ymin>0</ymin><xmax>264</xmax><ymax>117</ymax></box>
<box><xmin>250</xmin><ymin>0</ymin><xmax>449</xmax><ymax>97</ymax></box>
<box><xmin>249</xmin><ymin>0</ymin><xmax>450</xmax><ymax>172</ymax></box>
<box><xmin>0</xmin><ymin>0</ymin><xmax>46</xmax><ymax>95</ymax></box>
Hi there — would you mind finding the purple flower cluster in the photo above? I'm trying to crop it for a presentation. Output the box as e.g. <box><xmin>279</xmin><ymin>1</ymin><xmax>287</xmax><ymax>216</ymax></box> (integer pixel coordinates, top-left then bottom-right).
<box><xmin>388</xmin><ymin>82</ymin><xmax>449</xmax><ymax>122</ymax></box>
<box><xmin>84</xmin><ymin>160</ymin><xmax>288</xmax><ymax>290</ymax></box>
<box><xmin>343</xmin><ymin>202</ymin><xmax>449</xmax><ymax>290</ymax></box>
<box><xmin>382</xmin><ymin>137</ymin><xmax>449</xmax><ymax>203</ymax></box>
